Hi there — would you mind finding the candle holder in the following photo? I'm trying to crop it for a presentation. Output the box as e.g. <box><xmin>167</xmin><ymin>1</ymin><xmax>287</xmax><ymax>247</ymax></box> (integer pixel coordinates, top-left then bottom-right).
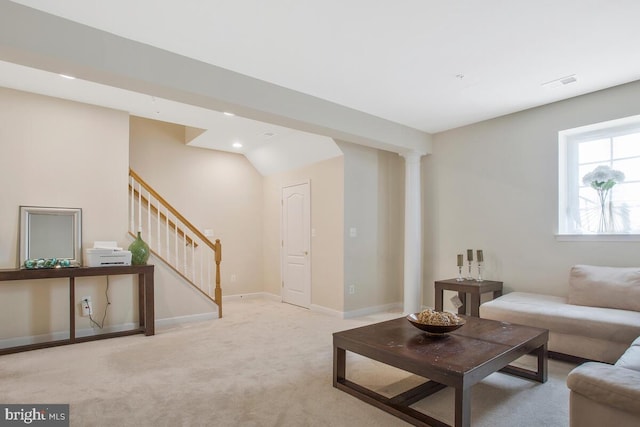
<box><xmin>476</xmin><ymin>262</ymin><xmax>483</xmax><ymax>282</ymax></box>
<box><xmin>466</xmin><ymin>261</ymin><xmax>473</xmax><ymax>280</ymax></box>
<box><xmin>456</xmin><ymin>266</ymin><xmax>464</xmax><ymax>281</ymax></box>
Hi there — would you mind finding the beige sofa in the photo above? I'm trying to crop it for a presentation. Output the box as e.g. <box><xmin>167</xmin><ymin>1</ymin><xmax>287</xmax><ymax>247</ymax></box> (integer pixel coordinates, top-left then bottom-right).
<box><xmin>479</xmin><ymin>265</ymin><xmax>640</xmax><ymax>363</ymax></box>
<box><xmin>567</xmin><ymin>336</ymin><xmax>640</xmax><ymax>427</ymax></box>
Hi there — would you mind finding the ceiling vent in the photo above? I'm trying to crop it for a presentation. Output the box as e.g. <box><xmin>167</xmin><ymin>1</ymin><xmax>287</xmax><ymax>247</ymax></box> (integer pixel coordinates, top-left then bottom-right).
<box><xmin>542</xmin><ymin>74</ymin><xmax>577</xmax><ymax>88</ymax></box>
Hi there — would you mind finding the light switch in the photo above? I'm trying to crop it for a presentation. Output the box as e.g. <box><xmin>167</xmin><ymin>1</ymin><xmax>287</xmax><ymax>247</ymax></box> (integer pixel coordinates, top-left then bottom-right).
<box><xmin>349</xmin><ymin>227</ymin><xmax>357</xmax><ymax>237</ymax></box>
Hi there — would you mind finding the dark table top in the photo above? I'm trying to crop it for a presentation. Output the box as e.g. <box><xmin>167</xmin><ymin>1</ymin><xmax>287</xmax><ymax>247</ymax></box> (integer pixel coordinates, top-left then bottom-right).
<box><xmin>334</xmin><ymin>315</ymin><xmax>547</xmax><ymax>383</ymax></box>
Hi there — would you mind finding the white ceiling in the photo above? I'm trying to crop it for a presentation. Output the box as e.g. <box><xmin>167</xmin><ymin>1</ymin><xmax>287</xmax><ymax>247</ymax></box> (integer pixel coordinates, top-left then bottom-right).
<box><xmin>0</xmin><ymin>58</ymin><xmax>342</xmax><ymax>172</ymax></box>
<box><xmin>5</xmin><ymin>1</ymin><xmax>640</xmax><ymax>149</ymax></box>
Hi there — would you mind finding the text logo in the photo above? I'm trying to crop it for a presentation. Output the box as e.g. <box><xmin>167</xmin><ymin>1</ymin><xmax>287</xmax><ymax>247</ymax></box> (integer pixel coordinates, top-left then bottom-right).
<box><xmin>0</xmin><ymin>405</ymin><xmax>68</xmax><ymax>427</ymax></box>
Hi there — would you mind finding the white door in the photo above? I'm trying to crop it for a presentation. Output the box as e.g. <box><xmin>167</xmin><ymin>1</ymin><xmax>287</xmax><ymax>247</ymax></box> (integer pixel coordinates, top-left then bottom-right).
<box><xmin>282</xmin><ymin>182</ymin><xmax>311</xmax><ymax>308</ymax></box>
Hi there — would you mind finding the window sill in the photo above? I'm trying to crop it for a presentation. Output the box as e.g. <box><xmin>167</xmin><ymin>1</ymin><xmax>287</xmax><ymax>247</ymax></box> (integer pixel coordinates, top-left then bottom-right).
<box><xmin>555</xmin><ymin>234</ymin><xmax>640</xmax><ymax>242</ymax></box>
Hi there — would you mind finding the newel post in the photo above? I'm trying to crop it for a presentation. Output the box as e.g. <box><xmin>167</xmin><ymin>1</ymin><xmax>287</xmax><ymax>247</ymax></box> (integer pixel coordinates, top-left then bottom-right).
<box><xmin>215</xmin><ymin>239</ymin><xmax>222</xmax><ymax>318</ymax></box>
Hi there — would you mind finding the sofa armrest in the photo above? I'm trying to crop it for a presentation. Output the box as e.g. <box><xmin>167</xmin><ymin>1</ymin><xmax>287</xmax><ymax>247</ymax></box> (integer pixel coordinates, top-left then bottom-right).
<box><xmin>567</xmin><ymin>362</ymin><xmax>640</xmax><ymax>416</ymax></box>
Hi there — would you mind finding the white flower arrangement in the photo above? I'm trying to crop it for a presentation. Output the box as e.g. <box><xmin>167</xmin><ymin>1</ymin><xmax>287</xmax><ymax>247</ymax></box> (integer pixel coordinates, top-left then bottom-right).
<box><xmin>582</xmin><ymin>165</ymin><xmax>625</xmax><ymax>191</ymax></box>
<box><xmin>582</xmin><ymin>165</ymin><xmax>625</xmax><ymax>232</ymax></box>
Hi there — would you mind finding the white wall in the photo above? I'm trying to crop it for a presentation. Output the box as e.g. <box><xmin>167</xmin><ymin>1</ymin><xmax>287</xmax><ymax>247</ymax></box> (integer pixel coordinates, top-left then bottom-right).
<box><xmin>340</xmin><ymin>141</ymin><xmax>405</xmax><ymax>313</ymax></box>
<box><xmin>0</xmin><ymin>90</ymin><xmax>263</xmax><ymax>345</ymax></box>
<box><xmin>262</xmin><ymin>155</ymin><xmax>345</xmax><ymax>311</ymax></box>
<box><xmin>17</xmin><ymin>75</ymin><xmax>635</xmax><ymax>326</ymax></box>
<box><xmin>0</xmin><ymin>87</ymin><xmax>133</xmax><ymax>339</ymax></box>
<box><xmin>129</xmin><ymin>117</ymin><xmax>265</xmax><ymax>300</ymax></box>
<box><xmin>424</xmin><ymin>80</ymin><xmax>640</xmax><ymax>310</ymax></box>
<box><xmin>131</xmin><ymin>120</ymin><xmax>406</xmax><ymax>316</ymax></box>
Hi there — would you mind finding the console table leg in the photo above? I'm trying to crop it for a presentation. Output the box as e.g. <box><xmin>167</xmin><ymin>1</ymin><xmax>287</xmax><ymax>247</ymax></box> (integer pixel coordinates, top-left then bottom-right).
<box><xmin>138</xmin><ymin>273</ymin><xmax>145</xmax><ymax>329</ymax></box>
<box><xmin>145</xmin><ymin>272</ymin><xmax>154</xmax><ymax>336</ymax></box>
<box><xmin>69</xmin><ymin>277</ymin><xmax>75</xmax><ymax>342</ymax></box>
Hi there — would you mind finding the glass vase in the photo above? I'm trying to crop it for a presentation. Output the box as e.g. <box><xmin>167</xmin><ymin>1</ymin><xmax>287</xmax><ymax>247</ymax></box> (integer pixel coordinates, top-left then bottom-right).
<box><xmin>129</xmin><ymin>231</ymin><xmax>150</xmax><ymax>265</ymax></box>
<box><xmin>597</xmin><ymin>189</ymin><xmax>614</xmax><ymax>233</ymax></box>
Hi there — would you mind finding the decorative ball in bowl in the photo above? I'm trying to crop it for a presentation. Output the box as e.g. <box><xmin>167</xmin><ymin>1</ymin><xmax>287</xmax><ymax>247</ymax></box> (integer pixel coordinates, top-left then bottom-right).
<box><xmin>406</xmin><ymin>309</ymin><xmax>466</xmax><ymax>334</ymax></box>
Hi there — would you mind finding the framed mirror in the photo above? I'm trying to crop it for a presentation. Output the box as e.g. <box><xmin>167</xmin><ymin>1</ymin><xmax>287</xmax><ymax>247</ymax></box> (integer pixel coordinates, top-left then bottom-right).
<box><xmin>19</xmin><ymin>206</ymin><xmax>82</xmax><ymax>268</ymax></box>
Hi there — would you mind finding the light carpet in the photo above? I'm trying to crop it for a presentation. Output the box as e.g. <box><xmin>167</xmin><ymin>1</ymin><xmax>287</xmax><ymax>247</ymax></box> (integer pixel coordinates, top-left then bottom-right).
<box><xmin>0</xmin><ymin>298</ymin><xmax>575</xmax><ymax>426</ymax></box>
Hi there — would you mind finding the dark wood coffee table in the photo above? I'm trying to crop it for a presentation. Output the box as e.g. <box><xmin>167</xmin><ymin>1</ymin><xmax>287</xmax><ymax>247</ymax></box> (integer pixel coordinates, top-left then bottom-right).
<box><xmin>333</xmin><ymin>316</ymin><xmax>548</xmax><ymax>427</ymax></box>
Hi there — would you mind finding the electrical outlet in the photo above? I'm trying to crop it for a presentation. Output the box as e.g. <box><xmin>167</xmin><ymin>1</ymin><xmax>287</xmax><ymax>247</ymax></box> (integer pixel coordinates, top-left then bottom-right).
<box><xmin>81</xmin><ymin>296</ymin><xmax>93</xmax><ymax>317</ymax></box>
<box><xmin>348</xmin><ymin>285</ymin><xmax>355</xmax><ymax>295</ymax></box>
<box><xmin>230</xmin><ymin>274</ymin><xmax>237</xmax><ymax>283</ymax></box>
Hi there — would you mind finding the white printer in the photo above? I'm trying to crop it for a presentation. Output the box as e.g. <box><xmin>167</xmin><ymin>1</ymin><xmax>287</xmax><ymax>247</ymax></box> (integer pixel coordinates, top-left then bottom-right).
<box><xmin>85</xmin><ymin>241</ymin><xmax>132</xmax><ymax>267</ymax></box>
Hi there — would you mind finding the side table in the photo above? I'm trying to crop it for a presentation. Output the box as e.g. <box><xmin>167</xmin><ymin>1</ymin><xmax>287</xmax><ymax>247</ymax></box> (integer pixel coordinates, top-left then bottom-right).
<box><xmin>435</xmin><ymin>278</ymin><xmax>503</xmax><ymax>317</ymax></box>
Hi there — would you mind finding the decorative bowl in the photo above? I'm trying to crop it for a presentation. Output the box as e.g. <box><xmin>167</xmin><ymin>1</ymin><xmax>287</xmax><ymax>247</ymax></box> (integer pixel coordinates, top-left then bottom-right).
<box><xmin>406</xmin><ymin>313</ymin><xmax>466</xmax><ymax>334</ymax></box>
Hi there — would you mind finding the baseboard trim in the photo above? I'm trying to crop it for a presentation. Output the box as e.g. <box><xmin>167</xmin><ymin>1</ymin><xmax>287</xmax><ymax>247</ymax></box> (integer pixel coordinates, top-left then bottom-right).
<box><xmin>0</xmin><ymin>312</ymin><xmax>223</xmax><ymax>349</ymax></box>
<box><xmin>309</xmin><ymin>304</ymin><xmax>343</xmax><ymax>317</ymax></box>
<box><xmin>0</xmin><ymin>322</ymin><xmax>140</xmax><ymax>349</ymax></box>
<box><xmin>0</xmin><ymin>332</ymin><xmax>65</xmax><ymax>349</ymax></box>
<box><xmin>223</xmin><ymin>293</ymin><xmax>402</xmax><ymax>319</ymax></box>
<box><xmin>342</xmin><ymin>302</ymin><xmax>403</xmax><ymax>319</ymax></box>
<box><xmin>1</xmin><ymin>297</ymin><xmax>405</xmax><ymax>349</ymax></box>
<box><xmin>156</xmin><ymin>312</ymin><xmax>217</xmax><ymax>327</ymax></box>
<box><xmin>223</xmin><ymin>292</ymin><xmax>281</xmax><ymax>302</ymax></box>
<box><xmin>310</xmin><ymin>301</ymin><xmax>403</xmax><ymax>319</ymax></box>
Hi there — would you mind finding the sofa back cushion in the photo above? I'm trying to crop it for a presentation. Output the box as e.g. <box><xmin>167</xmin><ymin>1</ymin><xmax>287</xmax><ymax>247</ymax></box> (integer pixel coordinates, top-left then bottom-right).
<box><xmin>568</xmin><ymin>265</ymin><xmax>640</xmax><ymax>312</ymax></box>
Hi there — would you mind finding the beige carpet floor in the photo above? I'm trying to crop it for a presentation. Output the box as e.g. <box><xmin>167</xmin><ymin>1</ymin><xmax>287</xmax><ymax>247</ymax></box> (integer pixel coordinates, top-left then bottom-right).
<box><xmin>0</xmin><ymin>298</ymin><xmax>576</xmax><ymax>426</ymax></box>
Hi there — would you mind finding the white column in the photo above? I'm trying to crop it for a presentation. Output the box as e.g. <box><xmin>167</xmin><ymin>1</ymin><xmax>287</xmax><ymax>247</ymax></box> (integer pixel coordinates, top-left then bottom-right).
<box><xmin>401</xmin><ymin>151</ymin><xmax>423</xmax><ymax>314</ymax></box>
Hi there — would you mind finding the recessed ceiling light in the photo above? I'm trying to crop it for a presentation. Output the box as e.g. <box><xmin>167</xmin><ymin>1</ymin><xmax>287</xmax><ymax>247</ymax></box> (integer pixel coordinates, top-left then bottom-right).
<box><xmin>59</xmin><ymin>74</ymin><xmax>75</xmax><ymax>80</ymax></box>
<box><xmin>232</xmin><ymin>142</ymin><xmax>243</xmax><ymax>148</ymax></box>
<box><xmin>223</xmin><ymin>112</ymin><xmax>235</xmax><ymax>117</ymax></box>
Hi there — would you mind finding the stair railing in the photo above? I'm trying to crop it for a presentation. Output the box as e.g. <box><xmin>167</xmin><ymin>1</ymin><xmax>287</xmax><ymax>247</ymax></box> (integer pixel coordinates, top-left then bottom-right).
<box><xmin>128</xmin><ymin>169</ymin><xmax>222</xmax><ymax>318</ymax></box>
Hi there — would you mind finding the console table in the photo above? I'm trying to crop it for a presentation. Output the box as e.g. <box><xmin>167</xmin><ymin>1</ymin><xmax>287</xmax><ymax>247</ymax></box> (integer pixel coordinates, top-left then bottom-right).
<box><xmin>435</xmin><ymin>278</ymin><xmax>503</xmax><ymax>317</ymax></box>
<box><xmin>0</xmin><ymin>265</ymin><xmax>154</xmax><ymax>355</ymax></box>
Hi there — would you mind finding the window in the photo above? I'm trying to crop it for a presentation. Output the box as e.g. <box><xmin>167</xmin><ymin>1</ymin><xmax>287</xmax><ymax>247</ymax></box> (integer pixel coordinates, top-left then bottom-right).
<box><xmin>559</xmin><ymin>115</ymin><xmax>640</xmax><ymax>236</ymax></box>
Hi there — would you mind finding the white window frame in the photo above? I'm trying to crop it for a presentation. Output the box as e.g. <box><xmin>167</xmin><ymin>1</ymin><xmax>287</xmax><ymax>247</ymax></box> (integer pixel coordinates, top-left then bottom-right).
<box><xmin>558</xmin><ymin>114</ymin><xmax>640</xmax><ymax>241</ymax></box>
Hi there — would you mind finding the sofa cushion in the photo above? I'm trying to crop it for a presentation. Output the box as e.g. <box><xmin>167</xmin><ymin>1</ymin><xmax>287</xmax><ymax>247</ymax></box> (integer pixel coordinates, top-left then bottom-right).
<box><xmin>567</xmin><ymin>362</ymin><xmax>640</xmax><ymax>416</ymax></box>
<box><xmin>616</xmin><ymin>338</ymin><xmax>640</xmax><ymax>371</ymax></box>
<box><xmin>480</xmin><ymin>292</ymin><xmax>640</xmax><ymax>344</ymax></box>
<box><xmin>568</xmin><ymin>265</ymin><xmax>640</xmax><ymax>312</ymax></box>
